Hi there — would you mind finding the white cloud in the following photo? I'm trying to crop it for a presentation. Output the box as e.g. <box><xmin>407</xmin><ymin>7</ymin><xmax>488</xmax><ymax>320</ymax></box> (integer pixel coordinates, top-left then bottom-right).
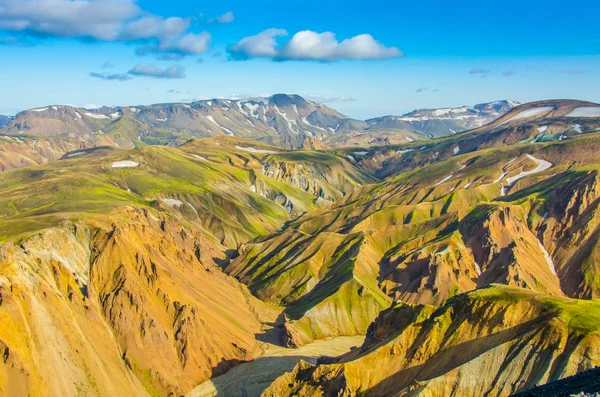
<box><xmin>0</xmin><ymin>0</ymin><xmax>211</xmax><ymax>57</ymax></box>
<box><xmin>121</xmin><ymin>15</ymin><xmax>189</xmax><ymax>43</ymax></box>
<box><xmin>165</xmin><ymin>32</ymin><xmax>211</xmax><ymax>54</ymax></box>
<box><xmin>89</xmin><ymin>72</ymin><xmax>132</xmax><ymax>81</ymax></box>
<box><xmin>0</xmin><ymin>0</ymin><xmax>140</xmax><ymax>40</ymax></box>
<box><xmin>229</xmin><ymin>28</ymin><xmax>287</xmax><ymax>59</ymax></box>
<box><xmin>228</xmin><ymin>29</ymin><xmax>403</xmax><ymax>61</ymax></box>
<box><xmin>212</xmin><ymin>11</ymin><xmax>234</xmax><ymax>24</ymax></box>
<box><xmin>305</xmin><ymin>95</ymin><xmax>357</xmax><ymax>103</ymax></box>
<box><xmin>128</xmin><ymin>64</ymin><xmax>186</xmax><ymax>79</ymax></box>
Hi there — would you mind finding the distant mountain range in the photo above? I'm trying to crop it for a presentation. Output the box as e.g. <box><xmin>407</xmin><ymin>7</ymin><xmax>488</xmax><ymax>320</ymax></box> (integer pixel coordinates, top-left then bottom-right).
<box><xmin>0</xmin><ymin>95</ymin><xmax>519</xmax><ymax>151</ymax></box>
<box><xmin>366</xmin><ymin>100</ymin><xmax>520</xmax><ymax>137</ymax></box>
<box><xmin>0</xmin><ymin>115</ymin><xmax>11</xmax><ymax>128</ymax></box>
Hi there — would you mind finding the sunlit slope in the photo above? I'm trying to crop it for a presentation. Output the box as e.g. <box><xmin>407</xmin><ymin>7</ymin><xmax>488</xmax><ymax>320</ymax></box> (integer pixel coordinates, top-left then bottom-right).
<box><xmin>0</xmin><ymin>137</ymin><xmax>371</xmax><ymax>245</ymax></box>
<box><xmin>344</xmin><ymin>99</ymin><xmax>600</xmax><ymax>179</ymax></box>
<box><xmin>228</xmin><ymin>132</ymin><xmax>600</xmax><ymax>346</ymax></box>
<box><xmin>0</xmin><ymin>138</ymin><xmax>376</xmax><ymax>395</ymax></box>
<box><xmin>264</xmin><ymin>284</ymin><xmax>600</xmax><ymax>396</ymax></box>
<box><xmin>0</xmin><ymin>206</ymin><xmax>286</xmax><ymax>396</ymax></box>
<box><xmin>179</xmin><ymin>137</ymin><xmax>375</xmax><ymax>207</ymax></box>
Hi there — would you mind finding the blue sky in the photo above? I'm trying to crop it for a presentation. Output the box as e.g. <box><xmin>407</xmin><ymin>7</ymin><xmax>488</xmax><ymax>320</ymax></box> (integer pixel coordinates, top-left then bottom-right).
<box><xmin>0</xmin><ymin>0</ymin><xmax>599</xmax><ymax>119</ymax></box>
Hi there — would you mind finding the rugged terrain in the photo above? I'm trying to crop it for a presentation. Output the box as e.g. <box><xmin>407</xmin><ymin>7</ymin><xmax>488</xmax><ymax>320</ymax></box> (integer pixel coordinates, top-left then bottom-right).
<box><xmin>263</xmin><ymin>285</ymin><xmax>600</xmax><ymax>396</ymax></box>
<box><xmin>227</xmin><ymin>100</ymin><xmax>600</xmax><ymax>348</ymax></box>
<box><xmin>0</xmin><ymin>99</ymin><xmax>599</xmax><ymax>396</ymax></box>
<box><xmin>0</xmin><ymin>97</ymin><xmax>517</xmax><ymax>170</ymax></box>
<box><xmin>0</xmin><ymin>95</ymin><xmax>364</xmax><ymax>152</ymax></box>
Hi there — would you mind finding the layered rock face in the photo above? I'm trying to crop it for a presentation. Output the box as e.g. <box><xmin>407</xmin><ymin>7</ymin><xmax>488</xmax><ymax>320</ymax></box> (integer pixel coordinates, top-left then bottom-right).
<box><xmin>0</xmin><ymin>208</ymin><xmax>277</xmax><ymax>396</ymax></box>
<box><xmin>263</xmin><ymin>285</ymin><xmax>600</xmax><ymax>397</ymax></box>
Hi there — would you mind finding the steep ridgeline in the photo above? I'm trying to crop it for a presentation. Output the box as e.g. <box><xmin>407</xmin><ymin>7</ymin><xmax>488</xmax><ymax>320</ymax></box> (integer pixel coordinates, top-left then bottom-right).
<box><xmin>0</xmin><ymin>137</ymin><xmax>375</xmax><ymax>396</ymax></box>
<box><xmin>226</xmin><ymin>131</ymin><xmax>600</xmax><ymax>348</ymax></box>
<box><xmin>344</xmin><ymin>99</ymin><xmax>600</xmax><ymax>178</ymax></box>
<box><xmin>264</xmin><ymin>285</ymin><xmax>600</xmax><ymax>397</ymax></box>
<box><xmin>0</xmin><ymin>95</ymin><xmax>366</xmax><ymax>152</ymax></box>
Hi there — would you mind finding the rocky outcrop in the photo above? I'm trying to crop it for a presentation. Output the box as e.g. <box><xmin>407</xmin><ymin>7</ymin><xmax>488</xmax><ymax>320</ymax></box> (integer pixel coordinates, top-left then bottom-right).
<box><xmin>0</xmin><ymin>207</ymin><xmax>278</xmax><ymax>396</ymax></box>
<box><xmin>263</xmin><ymin>285</ymin><xmax>600</xmax><ymax>397</ymax></box>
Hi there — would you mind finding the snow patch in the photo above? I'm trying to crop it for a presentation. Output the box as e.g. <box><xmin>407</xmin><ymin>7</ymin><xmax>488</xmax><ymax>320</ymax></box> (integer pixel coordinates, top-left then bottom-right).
<box><xmin>565</xmin><ymin>107</ymin><xmax>600</xmax><ymax>118</ymax></box>
<box><xmin>396</xmin><ymin>149</ymin><xmax>414</xmax><ymax>154</ymax></box>
<box><xmin>474</xmin><ymin>262</ymin><xmax>482</xmax><ymax>276</ymax></box>
<box><xmin>434</xmin><ymin>164</ymin><xmax>467</xmax><ymax>187</ymax></box>
<box><xmin>505</xmin><ymin>154</ymin><xmax>552</xmax><ymax>186</ymax></box>
<box><xmin>235</xmin><ymin>146</ymin><xmax>277</xmax><ymax>154</ymax></box>
<box><xmin>453</xmin><ymin>146</ymin><xmax>460</xmax><ymax>155</ymax></box>
<box><xmin>191</xmin><ymin>154</ymin><xmax>207</xmax><ymax>161</ymax></box>
<box><xmin>207</xmin><ymin>115</ymin><xmax>234</xmax><ymax>136</ymax></box>
<box><xmin>347</xmin><ymin>155</ymin><xmax>356</xmax><ymax>162</ymax></box>
<box><xmin>493</xmin><ymin>172</ymin><xmax>509</xmax><ymax>184</ymax></box>
<box><xmin>504</xmin><ymin>107</ymin><xmax>553</xmax><ymax>123</ymax></box>
<box><xmin>537</xmin><ymin>239</ymin><xmax>557</xmax><ymax>275</ymax></box>
<box><xmin>161</xmin><ymin>198</ymin><xmax>184</xmax><ymax>207</ymax></box>
<box><xmin>30</xmin><ymin>107</ymin><xmax>48</xmax><ymax>112</ymax></box>
<box><xmin>85</xmin><ymin>112</ymin><xmax>109</xmax><ymax>119</ymax></box>
<box><xmin>275</xmin><ymin>106</ymin><xmax>296</xmax><ymax>133</ymax></box>
<box><xmin>572</xmin><ymin>124</ymin><xmax>582</xmax><ymax>133</ymax></box>
<box><xmin>537</xmin><ymin>126</ymin><xmax>548</xmax><ymax>133</ymax></box>
<box><xmin>354</xmin><ymin>151</ymin><xmax>368</xmax><ymax>155</ymax></box>
<box><xmin>112</xmin><ymin>160</ymin><xmax>139</xmax><ymax>168</ymax></box>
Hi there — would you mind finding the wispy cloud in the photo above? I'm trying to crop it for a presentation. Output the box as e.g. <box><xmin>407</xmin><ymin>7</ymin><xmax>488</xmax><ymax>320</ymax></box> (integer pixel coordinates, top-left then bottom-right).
<box><xmin>560</xmin><ymin>68</ymin><xmax>586</xmax><ymax>75</ymax></box>
<box><xmin>89</xmin><ymin>72</ymin><xmax>132</xmax><ymax>81</ymax></box>
<box><xmin>228</xmin><ymin>29</ymin><xmax>403</xmax><ymax>61</ymax></box>
<box><xmin>128</xmin><ymin>64</ymin><xmax>186</xmax><ymax>79</ymax></box>
<box><xmin>305</xmin><ymin>95</ymin><xmax>357</xmax><ymax>103</ymax></box>
<box><xmin>0</xmin><ymin>35</ymin><xmax>36</xmax><ymax>46</ymax></box>
<box><xmin>502</xmin><ymin>70</ymin><xmax>515</xmax><ymax>77</ymax></box>
<box><xmin>415</xmin><ymin>87</ymin><xmax>439</xmax><ymax>93</ymax></box>
<box><xmin>209</xmin><ymin>11</ymin><xmax>235</xmax><ymax>24</ymax></box>
<box><xmin>469</xmin><ymin>68</ymin><xmax>491</xmax><ymax>78</ymax></box>
<box><xmin>155</xmin><ymin>53</ymin><xmax>185</xmax><ymax>61</ymax></box>
<box><xmin>100</xmin><ymin>62</ymin><xmax>114</xmax><ymax>69</ymax></box>
<box><xmin>135</xmin><ymin>32</ymin><xmax>212</xmax><ymax>59</ymax></box>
